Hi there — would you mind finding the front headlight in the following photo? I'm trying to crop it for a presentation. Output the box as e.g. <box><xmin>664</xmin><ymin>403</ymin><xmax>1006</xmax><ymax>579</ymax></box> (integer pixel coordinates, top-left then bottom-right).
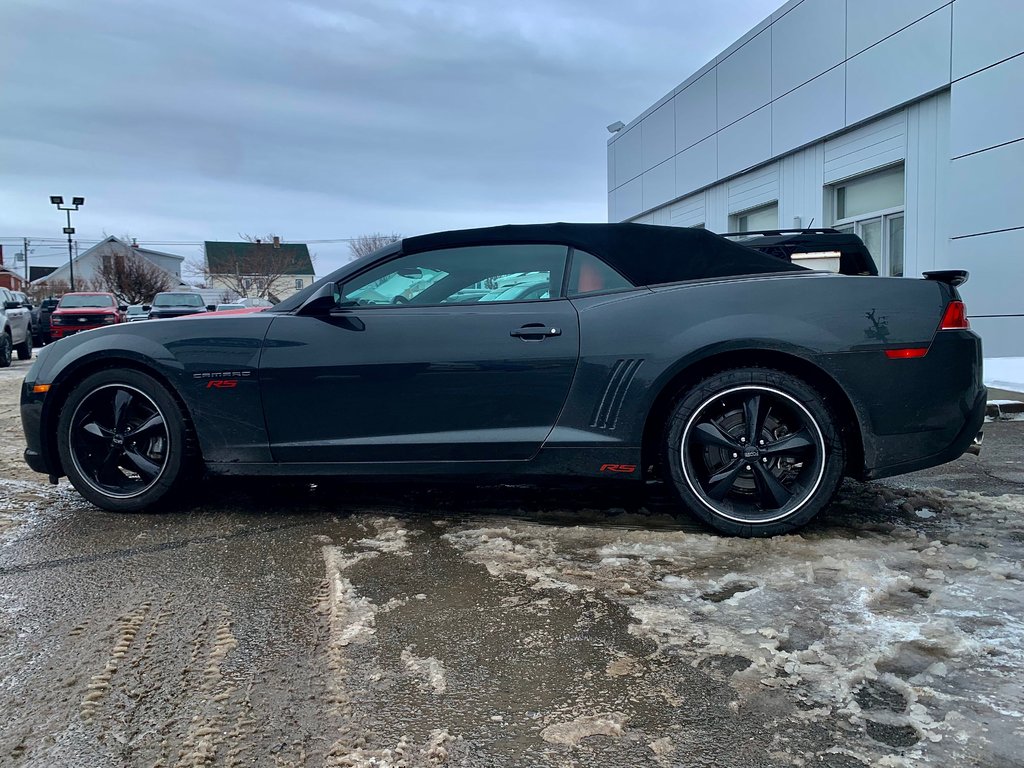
<box><xmin>50</xmin><ymin>315</ymin><xmax>64</xmax><ymax>326</ymax></box>
<box><xmin>101</xmin><ymin>314</ymin><xmax>117</xmax><ymax>324</ymax></box>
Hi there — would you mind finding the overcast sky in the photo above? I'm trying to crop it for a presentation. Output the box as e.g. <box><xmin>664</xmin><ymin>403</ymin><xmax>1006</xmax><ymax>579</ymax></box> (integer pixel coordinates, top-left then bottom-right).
<box><xmin>0</xmin><ymin>0</ymin><xmax>779</xmax><ymax>274</ymax></box>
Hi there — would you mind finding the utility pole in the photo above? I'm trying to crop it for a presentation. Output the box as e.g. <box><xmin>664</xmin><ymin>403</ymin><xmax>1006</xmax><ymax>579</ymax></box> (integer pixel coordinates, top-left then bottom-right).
<box><xmin>23</xmin><ymin>237</ymin><xmax>29</xmax><ymax>284</ymax></box>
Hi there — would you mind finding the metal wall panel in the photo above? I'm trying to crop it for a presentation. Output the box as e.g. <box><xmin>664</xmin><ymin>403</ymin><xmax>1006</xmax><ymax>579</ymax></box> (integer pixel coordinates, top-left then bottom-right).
<box><xmin>716</xmin><ymin>29</ymin><xmax>772</xmax><ymax>128</ymax></box>
<box><xmin>772</xmin><ymin>66</ymin><xmax>846</xmax><ymax>156</ymax></box>
<box><xmin>674</xmin><ymin>135</ymin><xmax>718</xmax><ymax>196</ymax></box>
<box><xmin>845</xmin><ymin>5</ymin><xmax>952</xmax><ymax>125</ymax></box>
<box><xmin>823</xmin><ymin>111</ymin><xmax>906</xmax><ymax>183</ymax></box>
<box><xmin>950</xmin><ymin>54</ymin><xmax>1024</xmax><ymax>158</ymax></box>
<box><xmin>952</xmin><ymin>0</ymin><xmax>1024</xmax><ymax>79</ymax></box>
<box><xmin>727</xmin><ymin>163</ymin><xmax>780</xmax><ymax>214</ymax></box>
<box><xmin>778</xmin><ymin>143</ymin><xmax>826</xmax><ymax>230</ymax></box>
<box><xmin>718</xmin><ymin>106</ymin><xmax>772</xmax><ymax>178</ymax></box>
<box><xmin>771</xmin><ymin>0</ymin><xmax>845</xmax><ymax>98</ymax></box>
<box><xmin>674</xmin><ymin>70</ymin><xmax>717</xmax><ymax>152</ymax></box>
<box><xmin>612</xmin><ymin>176</ymin><xmax>643</xmax><ymax>222</ymax></box>
<box><xmin>947</xmin><ymin>228</ymin><xmax>1024</xmax><ymax>317</ymax></box>
<box><xmin>948</xmin><ymin>139</ymin><xmax>1024</xmax><ymax>238</ymax></box>
<box><xmin>669</xmin><ymin>193</ymin><xmax>706</xmax><ymax>228</ymax></box>
<box><xmin>965</xmin><ymin>317</ymin><xmax>1020</xmax><ymax>358</ymax></box>
<box><xmin>641</xmin><ymin>101</ymin><xmax>676</xmax><ymax>172</ymax></box>
<box><xmin>846</xmin><ymin>0</ymin><xmax>949</xmax><ymax>57</ymax></box>
<box><xmin>642</xmin><ymin>159</ymin><xmax>675</xmax><ymax>212</ymax></box>
<box><xmin>613</xmin><ymin>126</ymin><xmax>642</xmax><ymax>188</ymax></box>
<box><xmin>905</xmin><ymin>92</ymin><xmax>950</xmax><ymax>276</ymax></box>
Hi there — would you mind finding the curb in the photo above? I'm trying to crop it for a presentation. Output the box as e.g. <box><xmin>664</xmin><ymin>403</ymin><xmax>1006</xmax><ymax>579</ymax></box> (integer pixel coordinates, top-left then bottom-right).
<box><xmin>986</xmin><ymin>401</ymin><xmax>1024</xmax><ymax>420</ymax></box>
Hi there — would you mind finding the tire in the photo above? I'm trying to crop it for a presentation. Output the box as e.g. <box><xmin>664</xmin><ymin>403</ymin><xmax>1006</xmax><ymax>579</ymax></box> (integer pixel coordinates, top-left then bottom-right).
<box><xmin>0</xmin><ymin>332</ymin><xmax>11</xmax><ymax>368</ymax></box>
<box><xmin>15</xmin><ymin>330</ymin><xmax>32</xmax><ymax>360</ymax></box>
<box><xmin>57</xmin><ymin>369</ymin><xmax>194</xmax><ymax>512</ymax></box>
<box><xmin>664</xmin><ymin>367</ymin><xmax>845</xmax><ymax>537</ymax></box>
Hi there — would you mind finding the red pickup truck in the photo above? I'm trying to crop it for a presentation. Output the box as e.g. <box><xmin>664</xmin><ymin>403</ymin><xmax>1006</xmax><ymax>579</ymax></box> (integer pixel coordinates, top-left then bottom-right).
<box><xmin>49</xmin><ymin>292</ymin><xmax>127</xmax><ymax>340</ymax></box>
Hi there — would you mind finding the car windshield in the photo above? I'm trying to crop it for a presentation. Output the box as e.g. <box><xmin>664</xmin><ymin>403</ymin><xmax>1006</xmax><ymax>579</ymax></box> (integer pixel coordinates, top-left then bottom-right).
<box><xmin>216</xmin><ymin>304</ymin><xmax>242</xmax><ymax>311</ymax></box>
<box><xmin>58</xmin><ymin>294</ymin><xmax>114</xmax><ymax>308</ymax></box>
<box><xmin>126</xmin><ymin>306</ymin><xmax>146</xmax><ymax>315</ymax></box>
<box><xmin>153</xmin><ymin>293</ymin><xmax>204</xmax><ymax>307</ymax></box>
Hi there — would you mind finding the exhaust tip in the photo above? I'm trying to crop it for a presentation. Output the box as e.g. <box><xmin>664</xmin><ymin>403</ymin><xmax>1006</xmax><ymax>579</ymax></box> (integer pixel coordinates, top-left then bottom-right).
<box><xmin>966</xmin><ymin>431</ymin><xmax>984</xmax><ymax>456</ymax></box>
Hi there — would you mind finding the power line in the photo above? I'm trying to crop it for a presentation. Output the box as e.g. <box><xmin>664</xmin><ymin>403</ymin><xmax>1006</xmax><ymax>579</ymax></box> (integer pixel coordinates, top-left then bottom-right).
<box><xmin>0</xmin><ymin>236</ymin><xmax>369</xmax><ymax>245</ymax></box>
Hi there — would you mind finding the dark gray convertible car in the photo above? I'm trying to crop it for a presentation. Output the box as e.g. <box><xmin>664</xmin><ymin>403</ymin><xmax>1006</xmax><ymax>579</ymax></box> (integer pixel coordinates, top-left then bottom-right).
<box><xmin>20</xmin><ymin>223</ymin><xmax>985</xmax><ymax>536</ymax></box>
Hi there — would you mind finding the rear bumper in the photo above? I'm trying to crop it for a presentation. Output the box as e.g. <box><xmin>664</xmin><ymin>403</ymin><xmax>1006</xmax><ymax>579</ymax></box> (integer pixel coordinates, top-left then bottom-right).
<box><xmin>862</xmin><ymin>385</ymin><xmax>987</xmax><ymax>480</ymax></box>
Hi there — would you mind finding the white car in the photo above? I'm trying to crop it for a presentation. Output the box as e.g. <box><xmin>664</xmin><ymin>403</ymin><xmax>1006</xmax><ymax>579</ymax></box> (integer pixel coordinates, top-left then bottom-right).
<box><xmin>0</xmin><ymin>286</ymin><xmax>33</xmax><ymax>367</ymax></box>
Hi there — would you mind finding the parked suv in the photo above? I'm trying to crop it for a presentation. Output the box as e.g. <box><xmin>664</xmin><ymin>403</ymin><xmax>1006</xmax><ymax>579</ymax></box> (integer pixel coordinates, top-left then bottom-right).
<box><xmin>0</xmin><ymin>287</ymin><xmax>32</xmax><ymax>367</ymax></box>
<box><xmin>49</xmin><ymin>292</ymin><xmax>127</xmax><ymax>340</ymax></box>
<box><xmin>147</xmin><ymin>292</ymin><xmax>214</xmax><ymax>319</ymax></box>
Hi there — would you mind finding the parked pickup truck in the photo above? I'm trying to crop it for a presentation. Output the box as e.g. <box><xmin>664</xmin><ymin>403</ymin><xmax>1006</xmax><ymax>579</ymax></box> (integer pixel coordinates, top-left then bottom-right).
<box><xmin>0</xmin><ymin>286</ymin><xmax>33</xmax><ymax>367</ymax></box>
<box><xmin>49</xmin><ymin>292</ymin><xmax>127</xmax><ymax>340</ymax></box>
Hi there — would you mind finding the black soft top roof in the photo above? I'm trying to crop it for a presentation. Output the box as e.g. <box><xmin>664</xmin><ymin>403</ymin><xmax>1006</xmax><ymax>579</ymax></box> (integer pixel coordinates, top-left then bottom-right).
<box><xmin>403</xmin><ymin>222</ymin><xmax>807</xmax><ymax>286</ymax></box>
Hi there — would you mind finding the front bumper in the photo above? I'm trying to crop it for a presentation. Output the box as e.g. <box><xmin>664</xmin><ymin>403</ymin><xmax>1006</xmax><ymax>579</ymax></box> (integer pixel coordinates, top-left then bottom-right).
<box><xmin>50</xmin><ymin>324</ymin><xmax>106</xmax><ymax>338</ymax></box>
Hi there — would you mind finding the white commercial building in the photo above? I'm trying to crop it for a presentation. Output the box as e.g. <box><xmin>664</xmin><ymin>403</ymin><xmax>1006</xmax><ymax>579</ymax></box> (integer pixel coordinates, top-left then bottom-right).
<box><xmin>607</xmin><ymin>0</ymin><xmax>1023</xmax><ymax>357</ymax></box>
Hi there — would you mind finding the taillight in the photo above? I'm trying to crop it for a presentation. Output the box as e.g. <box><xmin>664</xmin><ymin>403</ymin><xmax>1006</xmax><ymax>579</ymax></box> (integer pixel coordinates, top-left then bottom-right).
<box><xmin>939</xmin><ymin>300</ymin><xmax>969</xmax><ymax>330</ymax></box>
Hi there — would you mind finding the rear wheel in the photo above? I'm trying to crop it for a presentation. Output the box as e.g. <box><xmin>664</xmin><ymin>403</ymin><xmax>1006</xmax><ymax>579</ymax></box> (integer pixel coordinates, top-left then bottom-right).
<box><xmin>15</xmin><ymin>330</ymin><xmax>32</xmax><ymax>360</ymax></box>
<box><xmin>57</xmin><ymin>369</ymin><xmax>193</xmax><ymax>512</ymax></box>
<box><xmin>664</xmin><ymin>368</ymin><xmax>845</xmax><ymax>536</ymax></box>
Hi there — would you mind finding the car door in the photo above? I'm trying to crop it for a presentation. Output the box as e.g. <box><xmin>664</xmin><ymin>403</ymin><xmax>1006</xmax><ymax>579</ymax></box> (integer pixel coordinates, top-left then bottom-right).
<box><xmin>1</xmin><ymin>289</ymin><xmax>28</xmax><ymax>344</ymax></box>
<box><xmin>259</xmin><ymin>243</ymin><xmax>580</xmax><ymax>464</ymax></box>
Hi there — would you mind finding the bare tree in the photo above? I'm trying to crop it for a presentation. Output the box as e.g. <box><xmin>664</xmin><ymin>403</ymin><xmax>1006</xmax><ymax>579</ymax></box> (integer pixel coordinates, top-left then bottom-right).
<box><xmin>94</xmin><ymin>245</ymin><xmax>173</xmax><ymax>304</ymax></box>
<box><xmin>26</xmin><ymin>279</ymin><xmax>70</xmax><ymax>302</ymax></box>
<box><xmin>348</xmin><ymin>233</ymin><xmax>401</xmax><ymax>261</ymax></box>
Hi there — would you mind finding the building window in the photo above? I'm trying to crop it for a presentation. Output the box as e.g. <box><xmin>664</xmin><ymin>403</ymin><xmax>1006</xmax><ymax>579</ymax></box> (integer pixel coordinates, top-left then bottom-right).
<box><xmin>832</xmin><ymin>164</ymin><xmax>905</xmax><ymax>277</ymax></box>
<box><xmin>731</xmin><ymin>202</ymin><xmax>778</xmax><ymax>232</ymax></box>
<box><xmin>295</xmin><ymin>278</ymin><xmax>303</xmax><ymax>289</ymax></box>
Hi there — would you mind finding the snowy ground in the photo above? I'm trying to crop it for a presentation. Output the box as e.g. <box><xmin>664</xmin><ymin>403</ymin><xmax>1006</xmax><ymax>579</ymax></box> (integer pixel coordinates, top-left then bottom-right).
<box><xmin>2</xmin><ymin>363</ymin><xmax>1023</xmax><ymax>766</ymax></box>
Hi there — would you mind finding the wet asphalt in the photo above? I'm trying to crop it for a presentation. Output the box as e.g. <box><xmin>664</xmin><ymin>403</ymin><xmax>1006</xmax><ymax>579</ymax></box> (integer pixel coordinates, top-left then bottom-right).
<box><xmin>1</xmin><ymin>357</ymin><xmax>1023</xmax><ymax>767</ymax></box>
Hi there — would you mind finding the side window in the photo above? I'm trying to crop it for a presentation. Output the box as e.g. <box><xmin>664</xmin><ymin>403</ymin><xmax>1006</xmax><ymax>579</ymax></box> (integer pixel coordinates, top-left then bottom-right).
<box><xmin>567</xmin><ymin>250</ymin><xmax>634</xmax><ymax>297</ymax></box>
<box><xmin>339</xmin><ymin>244</ymin><xmax>568</xmax><ymax>307</ymax></box>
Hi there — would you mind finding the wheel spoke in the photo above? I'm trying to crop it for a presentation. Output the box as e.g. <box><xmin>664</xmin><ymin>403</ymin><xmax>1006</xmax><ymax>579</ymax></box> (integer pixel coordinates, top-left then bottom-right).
<box><xmin>112</xmin><ymin>389</ymin><xmax>134</xmax><ymax>431</ymax></box>
<box><xmin>761</xmin><ymin>429</ymin><xmax>814</xmax><ymax>456</ymax></box>
<box><xmin>707</xmin><ymin>459</ymin><xmax>745</xmax><ymax>501</ymax></box>
<box><xmin>95</xmin><ymin>447</ymin><xmax>124</xmax><ymax>484</ymax></box>
<box><xmin>743</xmin><ymin>394</ymin><xmax>766</xmax><ymax>445</ymax></box>
<box><xmin>123</xmin><ymin>447</ymin><xmax>162</xmax><ymax>481</ymax></box>
<box><xmin>81</xmin><ymin>421</ymin><xmax>113</xmax><ymax>441</ymax></box>
<box><xmin>751</xmin><ymin>462</ymin><xmax>792</xmax><ymax>509</ymax></box>
<box><xmin>131</xmin><ymin>411</ymin><xmax>165</xmax><ymax>438</ymax></box>
<box><xmin>693</xmin><ymin>421</ymin><xmax>741</xmax><ymax>451</ymax></box>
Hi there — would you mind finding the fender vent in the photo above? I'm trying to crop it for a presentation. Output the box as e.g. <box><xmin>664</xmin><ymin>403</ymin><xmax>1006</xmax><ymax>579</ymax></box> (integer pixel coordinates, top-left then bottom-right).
<box><xmin>590</xmin><ymin>358</ymin><xmax>644</xmax><ymax>430</ymax></box>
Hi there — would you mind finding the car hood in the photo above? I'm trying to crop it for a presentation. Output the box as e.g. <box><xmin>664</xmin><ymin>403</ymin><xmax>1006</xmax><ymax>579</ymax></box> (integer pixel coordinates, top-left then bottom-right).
<box><xmin>52</xmin><ymin>307</ymin><xmax>117</xmax><ymax>315</ymax></box>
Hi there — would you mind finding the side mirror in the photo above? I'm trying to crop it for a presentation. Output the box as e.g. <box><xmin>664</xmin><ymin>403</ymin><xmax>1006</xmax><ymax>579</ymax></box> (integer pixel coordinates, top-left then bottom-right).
<box><xmin>206</xmin><ymin>304</ymin><xmax>216</xmax><ymax>312</ymax></box>
<box><xmin>142</xmin><ymin>305</ymin><xmax>151</xmax><ymax>312</ymax></box>
<box><xmin>298</xmin><ymin>282</ymin><xmax>340</xmax><ymax>316</ymax></box>
<box><xmin>118</xmin><ymin>305</ymin><xmax>128</xmax><ymax>312</ymax></box>
<box><xmin>3</xmin><ymin>301</ymin><xmax>20</xmax><ymax>310</ymax></box>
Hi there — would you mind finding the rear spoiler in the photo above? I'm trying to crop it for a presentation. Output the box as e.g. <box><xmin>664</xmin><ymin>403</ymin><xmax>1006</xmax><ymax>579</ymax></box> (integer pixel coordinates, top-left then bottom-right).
<box><xmin>923</xmin><ymin>270</ymin><xmax>969</xmax><ymax>287</ymax></box>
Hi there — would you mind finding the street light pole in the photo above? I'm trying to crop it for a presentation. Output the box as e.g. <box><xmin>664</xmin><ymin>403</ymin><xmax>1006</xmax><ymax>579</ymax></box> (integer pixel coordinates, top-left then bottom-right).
<box><xmin>49</xmin><ymin>196</ymin><xmax>85</xmax><ymax>292</ymax></box>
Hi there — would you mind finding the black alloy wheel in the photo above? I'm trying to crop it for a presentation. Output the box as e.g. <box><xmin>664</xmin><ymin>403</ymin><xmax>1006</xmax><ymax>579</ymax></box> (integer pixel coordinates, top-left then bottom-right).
<box><xmin>666</xmin><ymin>368</ymin><xmax>844</xmax><ymax>536</ymax></box>
<box><xmin>57</xmin><ymin>369</ymin><xmax>192</xmax><ymax>511</ymax></box>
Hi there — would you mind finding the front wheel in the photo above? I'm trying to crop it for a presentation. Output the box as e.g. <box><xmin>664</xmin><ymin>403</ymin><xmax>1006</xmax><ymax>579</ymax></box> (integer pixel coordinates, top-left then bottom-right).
<box><xmin>664</xmin><ymin>368</ymin><xmax>845</xmax><ymax>537</ymax></box>
<box><xmin>57</xmin><ymin>369</ymin><xmax>193</xmax><ymax>512</ymax></box>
